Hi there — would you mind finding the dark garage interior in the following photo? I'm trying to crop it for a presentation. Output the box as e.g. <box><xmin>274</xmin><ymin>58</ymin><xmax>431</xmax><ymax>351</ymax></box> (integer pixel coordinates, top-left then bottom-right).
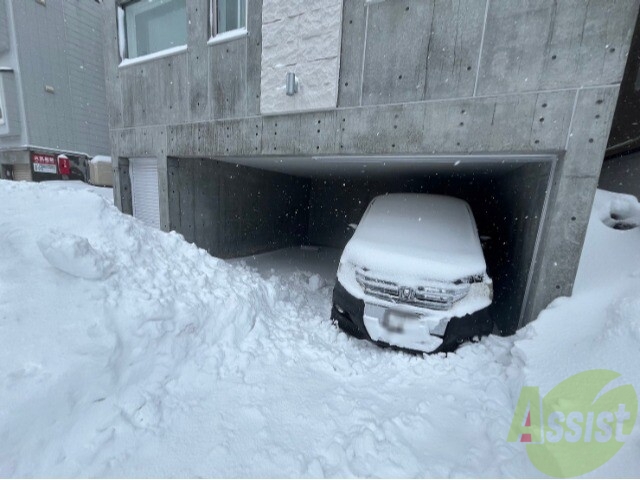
<box><xmin>167</xmin><ymin>155</ymin><xmax>554</xmax><ymax>336</ymax></box>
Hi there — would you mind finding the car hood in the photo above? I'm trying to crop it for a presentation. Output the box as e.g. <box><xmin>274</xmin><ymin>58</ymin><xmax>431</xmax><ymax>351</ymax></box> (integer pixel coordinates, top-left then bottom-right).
<box><xmin>340</xmin><ymin>194</ymin><xmax>487</xmax><ymax>283</ymax></box>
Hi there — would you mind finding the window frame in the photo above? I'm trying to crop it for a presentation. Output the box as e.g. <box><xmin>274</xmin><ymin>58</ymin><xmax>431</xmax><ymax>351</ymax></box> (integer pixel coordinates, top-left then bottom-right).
<box><xmin>209</xmin><ymin>0</ymin><xmax>248</xmax><ymax>43</ymax></box>
<box><xmin>117</xmin><ymin>0</ymin><xmax>188</xmax><ymax>65</ymax></box>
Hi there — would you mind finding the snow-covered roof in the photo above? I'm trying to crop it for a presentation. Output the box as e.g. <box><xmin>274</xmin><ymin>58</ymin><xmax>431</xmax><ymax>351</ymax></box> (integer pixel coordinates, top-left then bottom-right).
<box><xmin>90</xmin><ymin>155</ymin><xmax>112</xmax><ymax>164</ymax></box>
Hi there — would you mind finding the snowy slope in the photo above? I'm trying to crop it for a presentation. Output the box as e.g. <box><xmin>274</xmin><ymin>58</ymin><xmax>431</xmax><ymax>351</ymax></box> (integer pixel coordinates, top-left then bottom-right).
<box><xmin>0</xmin><ymin>180</ymin><xmax>638</xmax><ymax>477</ymax></box>
<box><xmin>508</xmin><ymin>189</ymin><xmax>640</xmax><ymax>477</ymax></box>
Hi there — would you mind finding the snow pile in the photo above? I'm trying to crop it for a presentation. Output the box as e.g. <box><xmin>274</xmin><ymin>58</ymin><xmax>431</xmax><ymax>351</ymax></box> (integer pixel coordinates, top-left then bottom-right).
<box><xmin>508</xmin><ymin>189</ymin><xmax>640</xmax><ymax>477</ymax></box>
<box><xmin>598</xmin><ymin>190</ymin><xmax>640</xmax><ymax>230</ymax></box>
<box><xmin>0</xmin><ymin>180</ymin><xmax>275</xmax><ymax>476</ymax></box>
<box><xmin>307</xmin><ymin>273</ymin><xmax>325</xmax><ymax>291</ymax></box>
<box><xmin>37</xmin><ymin>231</ymin><xmax>114</xmax><ymax>280</ymax></box>
<box><xmin>0</xmin><ymin>180</ymin><xmax>639</xmax><ymax>477</ymax></box>
<box><xmin>44</xmin><ymin>180</ymin><xmax>113</xmax><ymax>201</ymax></box>
<box><xmin>607</xmin><ymin>293</ymin><xmax>640</xmax><ymax>342</ymax></box>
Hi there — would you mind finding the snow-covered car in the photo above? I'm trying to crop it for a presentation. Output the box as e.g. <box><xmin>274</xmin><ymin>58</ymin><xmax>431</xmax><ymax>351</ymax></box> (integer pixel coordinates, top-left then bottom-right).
<box><xmin>331</xmin><ymin>193</ymin><xmax>493</xmax><ymax>354</ymax></box>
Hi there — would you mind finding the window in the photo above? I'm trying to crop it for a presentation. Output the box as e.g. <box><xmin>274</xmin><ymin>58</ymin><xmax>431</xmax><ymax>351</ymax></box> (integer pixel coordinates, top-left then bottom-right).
<box><xmin>120</xmin><ymin>0</ymin><xmax>187</xmax><ymax>60</ymax></box>
<box><xmin>211</xmin><ymin>0</ymin><xmax>246</xmax><ymax>37</ymax></box>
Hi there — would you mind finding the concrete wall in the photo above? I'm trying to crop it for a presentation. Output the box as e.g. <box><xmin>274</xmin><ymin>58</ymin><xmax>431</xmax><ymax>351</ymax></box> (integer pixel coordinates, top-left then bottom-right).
<box><xmin>105</xmin><ymin>0</ymin><xmax>640</xmax><ymax>328</ymax></box>
<box><xmin>0</xmin><ymin>0</ymin><xmax>9</xmax><ymax>55</ymax></box>
<box><xmin>495</xmin><ymin>162</ymin><xmax>553</xmax><ymax>331</ymax></box>
<box><xmin>9</xmin><ymin>0</ymin><xmax>109</xmax><ymax>156</ymax></box>
<box><xmin>338</xmin><ymin>0</ymin><xmax>637</xmax><ymax>106</ymax></box>
<box><xmin>260</xmin><ymin>0</ymin><xmax>342</xmax><ymax>114</ymax></box>
<box><xmin>105</xmin><ymin>0</ymin><xmax>263</xmax><ymax>129</ymax></box>
<box><xmin>167</xmin><ymin>159</ymin><xmax>310</xmax><ymax>258</ymax></box>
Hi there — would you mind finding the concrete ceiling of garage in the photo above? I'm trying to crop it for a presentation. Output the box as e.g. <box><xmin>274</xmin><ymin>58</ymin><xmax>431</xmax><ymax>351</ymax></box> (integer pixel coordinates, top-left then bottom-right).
<box><xmin>215</xmin><ymin>154</ymin><xmax>556</xmax><ymax>178</ymax></box>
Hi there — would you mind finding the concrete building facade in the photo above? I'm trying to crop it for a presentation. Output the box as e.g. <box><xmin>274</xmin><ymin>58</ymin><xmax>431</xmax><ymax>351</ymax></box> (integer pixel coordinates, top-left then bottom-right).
<box><xmin>0</xmin><ymin>0</ymin><xmax>110</xmax><ymax>181</ymax></box>
<box><xmin>103</xmin><ymin>0</ymin><xmax>639</xmax><ymax>334</ymax></box>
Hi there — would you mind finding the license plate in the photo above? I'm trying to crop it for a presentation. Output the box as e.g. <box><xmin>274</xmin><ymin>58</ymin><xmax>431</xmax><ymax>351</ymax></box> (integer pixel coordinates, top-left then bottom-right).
<box><xmin>363</xmin><ymin>304</ymin><xmax>416</xmax><ymax>334</ymax></box>
<box><xmin>381</xmin><ymin>311</ymin><xmax>408</xmax><ymax>333</ymax></box>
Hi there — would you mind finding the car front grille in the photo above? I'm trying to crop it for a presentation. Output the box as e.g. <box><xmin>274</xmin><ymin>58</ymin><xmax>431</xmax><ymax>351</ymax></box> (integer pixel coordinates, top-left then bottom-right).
<box><xmin>355</xmin><ymin>270</ymin><xmax>471</xmax><ymax>311</ymax></box>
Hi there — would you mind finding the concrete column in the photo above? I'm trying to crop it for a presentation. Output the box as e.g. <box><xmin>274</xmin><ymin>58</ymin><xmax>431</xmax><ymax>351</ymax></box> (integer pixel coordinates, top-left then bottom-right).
<box><xmin>523</xmin><ymin>86</ymin><xmax>621</xmax><ymax>325</ymax></box>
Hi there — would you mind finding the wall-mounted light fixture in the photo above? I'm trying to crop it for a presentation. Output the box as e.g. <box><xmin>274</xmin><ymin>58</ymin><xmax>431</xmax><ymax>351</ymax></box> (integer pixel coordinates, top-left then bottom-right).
<box><xmin>44</xmin><ymin>85</ymin><xmax>55</xmax><ymax>94</ymax></box>
<box><xmin>286</xmin><ymin>72</ymin><xmax>298</xmax><ymax>96</ymax></box>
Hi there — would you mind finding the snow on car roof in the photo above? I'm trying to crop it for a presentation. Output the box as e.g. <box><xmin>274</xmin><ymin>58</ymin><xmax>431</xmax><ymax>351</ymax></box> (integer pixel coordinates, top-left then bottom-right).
<box><xmin>341</xmin><ymin>193</ymin><xmax>486</xmax><ymax>282</ymax></box>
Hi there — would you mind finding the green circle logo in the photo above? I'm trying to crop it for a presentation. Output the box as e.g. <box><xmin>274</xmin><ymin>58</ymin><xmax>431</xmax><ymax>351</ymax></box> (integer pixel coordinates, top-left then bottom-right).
<box><xmin>508</xmin><ymin>369</ymin><xmax>637</xmax><ymax>478</ymax></box>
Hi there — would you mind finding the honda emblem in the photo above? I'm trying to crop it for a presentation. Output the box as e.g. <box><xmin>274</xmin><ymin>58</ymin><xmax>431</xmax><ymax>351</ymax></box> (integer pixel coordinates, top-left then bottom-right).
<box><xmin>400</xmin><ymin>287</ymin><xmax>414</xmax><ymax>300</ymax></box>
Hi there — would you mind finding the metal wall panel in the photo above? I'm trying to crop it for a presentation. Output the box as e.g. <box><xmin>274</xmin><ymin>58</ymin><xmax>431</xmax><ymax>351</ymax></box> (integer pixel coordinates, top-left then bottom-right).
<box><xmin>0</xmin><ymin>0</ymin><xmax>9</xmax><ymax>54</ymax></box>
<box><xmin>12</xmin><ymin>163</ymin><xmax>32</xmax><ymax>181</ymax></box>
<box><xmin>0</xmin><ymin>70</ymin><xmax>21</xmax><ymax>137</ymax></box>
<box><xmin>11</xmin><ymin>0</ymin><xmax>109</xmax><ymax>155</ymax></box>
<box><xmin>130</xmin><ymin>157</ymin><xmax>161</xmax><ymax>229</ymax></box>
<box><xmin>12</xmin><ymin>0</ymin><xmax>74</xmax><ymax>150</ymax></box>
<box><xmin>61</xmin><ymin>1</ymin><xmax>110</xmax><ymax>155</ymax></box>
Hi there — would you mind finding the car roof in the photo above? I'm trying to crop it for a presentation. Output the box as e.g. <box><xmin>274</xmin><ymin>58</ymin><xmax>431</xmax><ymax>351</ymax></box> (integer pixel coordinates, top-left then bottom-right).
<box><xmin>361</xmin><ymin>193</ymin><xmax>477</xmax><ymax>235</ymax></box>
<box><xmin>342</xmin><ymin>193</ymin><xmax>486</xmax><ymax>282</ymax></box>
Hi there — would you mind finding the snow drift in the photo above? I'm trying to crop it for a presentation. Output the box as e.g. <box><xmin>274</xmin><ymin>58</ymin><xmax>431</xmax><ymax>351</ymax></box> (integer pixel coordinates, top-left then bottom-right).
<box><xmin>0</xmin><ymin>180</ymin><xmax>639</xmax><ymax>477</ymax></box>
<box><xmin>37</xmin><ymin>231</ymin><xmax>114</xmax><ymax>280</ymax></box>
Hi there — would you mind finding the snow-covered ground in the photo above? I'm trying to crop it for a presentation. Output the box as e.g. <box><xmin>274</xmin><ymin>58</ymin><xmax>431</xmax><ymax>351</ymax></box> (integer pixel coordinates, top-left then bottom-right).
<box><xmin>231</xmin><ymin>245</ymin><xmax>341</xmax><ymax>283</ymax></box>
<box><xmin>0</xmin><ymin>180</ymin><xmax>639</xmax><ymax>477</ymax></box>
<box><xmin>43</xmin><ymin>180</ymin><xmax>114</xmax><ymax>202</ymax></box>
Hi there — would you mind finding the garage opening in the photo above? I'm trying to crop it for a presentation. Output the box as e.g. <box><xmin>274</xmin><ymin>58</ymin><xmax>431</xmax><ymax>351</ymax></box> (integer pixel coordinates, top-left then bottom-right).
<box><xmin>167</xmin><ymin>154</ymin><xmax>555</xmax><ymax>336</ymax></box>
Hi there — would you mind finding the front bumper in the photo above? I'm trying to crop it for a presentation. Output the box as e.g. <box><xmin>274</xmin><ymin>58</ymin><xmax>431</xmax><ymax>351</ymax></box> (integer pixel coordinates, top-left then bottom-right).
<box><xmin>331</xmin><ymin>280</ymin><xmax>493</xmax><ymax>354</ymax></box>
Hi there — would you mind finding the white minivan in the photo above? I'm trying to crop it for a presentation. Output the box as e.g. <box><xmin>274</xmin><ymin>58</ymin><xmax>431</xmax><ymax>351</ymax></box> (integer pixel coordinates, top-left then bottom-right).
<box><xmin>331</xmin><ymin>193</ymin><xmax>493</xmax><ymax>354</ymax></box>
